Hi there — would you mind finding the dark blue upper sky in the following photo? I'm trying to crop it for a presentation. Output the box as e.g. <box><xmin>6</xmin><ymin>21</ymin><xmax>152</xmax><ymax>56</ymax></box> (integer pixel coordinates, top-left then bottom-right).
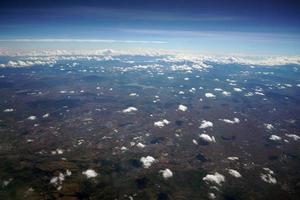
<box><xmin>0</xmin><ymin>0</ymin><xmax>300</xmax><ymax>55</ymax></box>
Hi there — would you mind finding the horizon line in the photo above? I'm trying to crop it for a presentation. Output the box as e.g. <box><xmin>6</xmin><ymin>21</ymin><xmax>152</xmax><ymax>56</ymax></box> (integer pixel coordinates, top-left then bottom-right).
<box><xmin>0</xmin><ymin>38</ymin><xmax>168</xmax><ymax>44</ymax></box>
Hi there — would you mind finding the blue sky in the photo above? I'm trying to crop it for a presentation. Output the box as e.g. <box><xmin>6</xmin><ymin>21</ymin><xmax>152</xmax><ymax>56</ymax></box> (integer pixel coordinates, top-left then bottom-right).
<box><xmin>0</xmin><ymin>0</ymin><xmax>300</xmax><ymax>55</ymax></box>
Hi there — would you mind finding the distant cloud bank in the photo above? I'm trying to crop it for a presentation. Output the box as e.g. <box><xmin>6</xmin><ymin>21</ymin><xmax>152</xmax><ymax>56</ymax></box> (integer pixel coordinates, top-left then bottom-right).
<box><xmin>0</xmin><ymin>48</ymin><xmax>300</xmax><ymax>68</ymax></box>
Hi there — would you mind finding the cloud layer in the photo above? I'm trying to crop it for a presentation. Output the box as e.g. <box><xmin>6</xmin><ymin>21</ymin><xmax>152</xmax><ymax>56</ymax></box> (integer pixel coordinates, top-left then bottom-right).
<box><xmin>0</xmin><ymin>48</ymin><xmax>300</xmax><ymax>68</ymax></box>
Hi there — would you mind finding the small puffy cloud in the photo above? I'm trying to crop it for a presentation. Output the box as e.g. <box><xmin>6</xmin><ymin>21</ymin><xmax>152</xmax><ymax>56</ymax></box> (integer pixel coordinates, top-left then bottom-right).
<box><xmin>51</xmin><ymin>148</ymin><xmax>64</xmax><ymax>155</ymax></box>
<box><xmin>27</xmin><ymin>116</ymin><xmax>37</xmax><ymax>120</ymax></box>
<box><xmin>136</xmin><ymin>142</ymin><xmax>146</xmax><ymax>148</ymax></box>
<box><xmin>199</xmin><ymin>134</ymin><xmax>216</xmax><ymax>143</ymax></box>
<box><xmin>178</xmin><ymin>104</ymin><xmax>188</xmax><ymax>112</ymax></box>
<box><xmin>82</xmin><ymin>169</ymin><xmax>98</xmax><ymax>178</ymax></box>
<box><xmin>285</xmin><ymin>134</ymin><xmax>300</xmax><ymax>141</ymax></box>
<box><xmin>219</xmin><ymin>118</ymin><xmax>240</xmax><ymax>124</ymax></box>
<box><xmin>244</xmin><ymin>92</ymin><xmax>254</xmax><ymax>97</ymax></box>
<box><xmin>192</xmin><ymin>139</ymin><xmax>198</xmax><ymax>145</ymax></box>
<box><xmin>189</xmin><ymin>88</ymin><xmax>196</xmax><ymax>93</ymax></box>
<box><xmin>130</xmin><ymin>142</ymin><xmax>135</xmax><ymax>146</ymax></box>
<box><xmin>3</xmin><ymin>108</ymin><xmax>14</xmax><ymax>112</ymax></box>
<box><xmin>208</xmin><ymin>193</ymin><xmax>216</xmax><ymax>199</ymax></box>
<box><xmin>214</xmin><ymin>88</ymin><xmax>223</xmax><ymax>91</ymax></box>
<box><xmin>263</xmin><ymin>168</ymin><xmax>274</xmax><ymax>174</ymax></box>
<box><xmin>154</xmin><ymin>119</ymin><xmax>170</xmax><ymax>128</ymax></box>
<box><xmin>205</xmin><ymin>93</ymin><xmax>216</xmax><ymax>98</ymax></box>
<box><xmin>228</xmin><ymin>169</ymin><xmax>242</xmax><ymax>178</ymax></box>
<box><xmin>3</xmin><ymin>59</ymin><xmax>56</xmax><ymax>68</ymax></box>
<box><xmin>269</xmin><ymin>135</ymin><xmax>281</xmax><ymax>141</ymax></box>
<box><xmin>2</xmin><ymin>178</ymin><xmax>13</xmax><ymax>187</ymax></box>
<box><xmin>159</xmin><ymin>168</ymin><xmax>173</xmax><ymax>179</ymax></box>
<box><xmin>43</xmin><ymin>113</ymin><xmax>50</xmax><ymax>118</ymax></box>
<box><xmin>227</xmin><ymin>156</ymin><xmax>239</xmax><ymax>161</ymax></box>
<box><xmin>129</xmin><ymin>93</ymin><xmax>139</xmax><ymax>97</ymax></box>
<box><xmin>233</xmin><ymin>88</ymin><xmax>242</xmax><ymax>92</ymax></box>
<box><xmin>56</xmin><ymin>148</ymin><xmax>64</xmax><ymax>155</ymax></box>
<box><xmin>255</xmin><ymin>92</ymin><xmax>265</xmax><ymax>96</ymax></box>
<box><xmin>140</xmin><ymin>156</ymin><xmax>156</xmax><ymax>168</ymax></box>
<box><xmin>65</xmin><ymin>169</ymin><xmax>72</xmax><ymax>176</ymax></box>
<box><xmin>199</xmin><ymin>120</ymin><xmax>213</xmax><ymax>129</ymax></box>
<box><xmin>50</xmin><ymin>170</ymin><xmax>71</xmax><ymax>190</ymax></box>
<box><xmin>121</xmin><ymin>146</ymin><xmax>128</xmax><ymax>152</ymax></box>
<box><xmin>261</xmin><ymin>173</ymin><xmax>277</xmax><ymax>184</ymax></box>
<box><xmin>50</xmin><ymin>173</ymin><xmax>65</xmax><ymax>189</ymax></box>
<box><xmin>264</xmin><ymin>123</ymin><xmax>274</xmax><ymax>130</ymax></box>
<box><xmin>222</xmin><ymin>91</ymin><xmax>231</xmax><ymax>96</ymax></box>
<box><xmin>203</xmin><ymin>172</ymin><xmax>225</xmax><ymax>185</ymax></box>
<box><xmin>260</xmin><ymin>168</ymin><xmax>277</xmax><ymax>184</ymax></box>
<box><xmin>122</xmin><ymin>107</ymin><xmax>138</xmax><ymax>113</ymax></box>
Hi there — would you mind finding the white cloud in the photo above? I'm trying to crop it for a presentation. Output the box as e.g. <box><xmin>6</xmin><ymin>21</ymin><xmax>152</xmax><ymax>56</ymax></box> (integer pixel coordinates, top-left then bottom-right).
<box><xmin>199</xmin><ymin>120</ymin><xmax>213</xmax><ymax>129</ymax></box>
<box><xmin>204</xmin><ymin>55</ymin><xmax>300</xmax><ymax>66</ymax></box>
<box><xmin>222</xmin><ymin>91</ymin><xmax>231</xmax><ymax>96</ymax></box>
<box><xmin>244</xmin><ymin>92</ymin><xmax>254</xmax><ymax>97</ymax></box>
<box><xmin>178</xmin><ymin>104</ymin><xmax>188</xmax><ymax>112</ymax></box>
<box><xmin>3</xmin><ymin>108</ymin><xmax>14</xmax><ymax>112</ymax></box>
<box><xmin>260</xmin><ymin>168</ymin><xmax>277</xmax><ymax>184</ymax></box>
<box><xmin>51</xmin><ymin>148</ymin><xmax>64</xmax><ymax>155</ymax></box>
<box><xmin>269</xmin><ymin>135</ymin><xmax>281</xmax><ymax>141</ymax></box>
<box><xmin>140</xmin><ymin>156</ymin><xmax>156</xmax><ymax>168</ymax></box>
<box><xmin>159</xmin><ymin>168</ymin><xmax>173</xmax><ymax>179</ymax></box>
<box><xmin>56</xmin><ymin>148</ymin><xmax>64</xmax><ymax>155</ymax></box>
<box><xmin>27</xmin><ymin>116</ymin><xmax>37</xmax><ymax>120</ymax></box>
<box><xmin>203</xmin><ymin>172</ymin><xmax>225</xmax><ymax>185</ymax></box>
<box><xmin>121</xmin><ymin>146</ymin><xmax>128</xmax><ymax>152</ymax></box>
<box><xmin>50</xmin><ymin>170</ymin><xmax>72</xmax><ymax>190</ymax></box>
<box><xmin>208</xmin><ymin>193</ymin><xmax>216</xmax><ymax>199</ymax></box>
<box><xmin>136</xmin><ymin>142</ymin><xmax>146</xmax><ymax>148</ymax></box>
<box><xmin>2</xmin><ymin>178</ymin><xmax>13</xmax><ymax>187</ymax></box>
<box><xmin>227</xmin><ymin>156</ymin><xmax>239</xmax><ymax>161</ymax></box>
<box><xmin>82</xmin><ymin>169</ymin><xmax>98</xmax><ymax>178</ymax></box>
<box><xmin>263</xmin><ymin>168</ymin><xmax>274</xmax><ymax>174</ymax></box>
<box><xmin>192</xmin><ymin>139</ymin><xmax>198</xmax><ymax>145</ymax></box>
<box><xmin>228</xmin><ymin>169</ymin><xmax>242</xmax><ymax>178</ymax></box>
<box><xmin>285</xmin><ymin>134</ymin><xmax>300</xmax><ymax>141</ymax></box>
<box><xmin>122</xmin><ymin>107</ymin><xmax>138</xmax><ymax>113</ymax></box>
<box><xmin>219</xmin><ymin>118</ymin><xmax>240</xmax><ymax>124</ymax></box>
<box><xmin>205</xmin><ymin>93</ymin><xmax>216</xmax><ymax>98</ymax></box>
<box><xmin>66</xmin><ymin>169</ymin><xmax>72</xmax><ymax>176</ymax></box>
<box><xmin>214</xmin><ymin>88</ymin><xmax>223</xmax><ymax>91</ymax></box>
<box><xmin>261</xmin><ymin>174</ymin><xmax>277</xmax><ymax>184</ymax></box>
<box><xmin>199</xmin><ymin>134</ymin><xmax>216</xmax><ymax>143</ymax></box>
<box><xmin>255</xmin><ymin>92</ymin><xmax>265</xmax><ymax>96</ymax></box>
<box><xmin>2</xmin><ymin>59</ymin><xmax>56</xmax><ymax>68</ymax></box>
<box><xmin>129</xmin><ymin>93</ymin><xmax>139</xmax><ymax>97</ymax></box>
<box><xmin>264</xmin><ymin>123</ymin><xmax>274</xmax><ymax>130</ymax></box>
<box><xmin>50</xmin><ymin>173</ymin><xmax>65</xmax><ymax>188</ymax></box>
<box><xmin>233</xmin><ymin>88</ymin><xmax>242</xmax><ymax>92</ymax></box>
<box><xmin>43</xmin><ymin>113</ymin><xmax>50</xmax><ymax>118</ymax></box>
<box><xmin>154</xmin><ymin>119</ymin><xmax>170</xmax><ymax>128</ymax></box>
<box><xmin>1</xmin><ymin>49</ymin><xmax>300</xmax><ymax>66</ymax></box>
<box><xmin>189</xmin><ymin>88</ymin><xmax>196</xmax><ymax>93</ymax></box>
